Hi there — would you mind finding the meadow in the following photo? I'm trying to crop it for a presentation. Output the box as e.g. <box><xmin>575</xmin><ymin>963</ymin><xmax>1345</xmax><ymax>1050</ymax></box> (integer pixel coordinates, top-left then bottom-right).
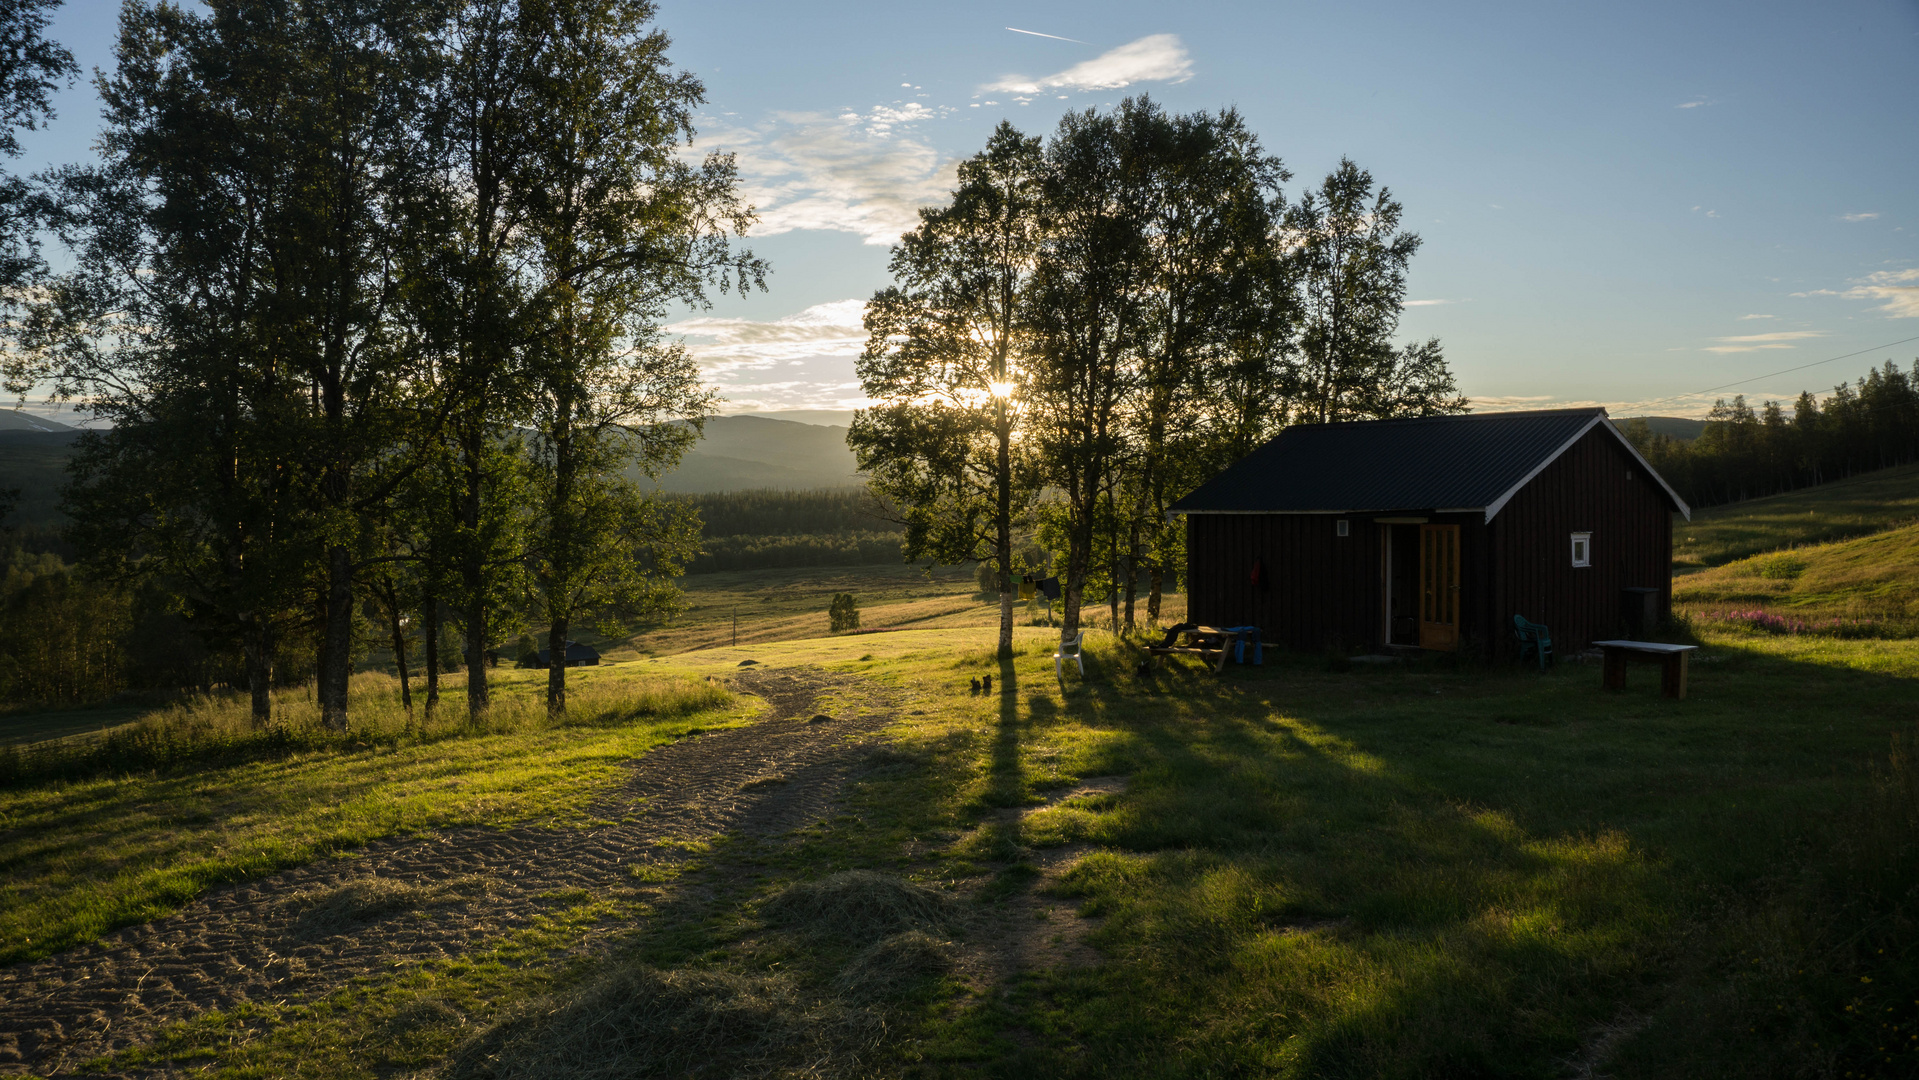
<box><xmin>1674</xmin><ymin>460</ymin><xmax>1919</xmax><ymax>569</ymax></box>
<box><xmin>5</xmin><ymin>482</ymin><xmax>1916</xmax><ymax>1076</ymax></box>
<box><xmin>0</xmin><ymin>667</ymin><xmax>742</xmax><ymax>966</ymax></box>
<box><xmin>0</xmin><ymin>619</ymin><xmax>1909</xmax><ymax>1077</ymax></box>
<box><xmin>1675</xmin><ymin>521</ymin><xmax>1919</xmax><ymax>636</ymax></box>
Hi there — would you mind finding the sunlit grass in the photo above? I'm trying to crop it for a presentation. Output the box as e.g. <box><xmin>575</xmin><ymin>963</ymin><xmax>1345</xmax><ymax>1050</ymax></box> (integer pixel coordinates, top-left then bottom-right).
<box><xmin>1675</xmin><ymin>460</ymin><xmax>1919</xmax><ymax>568</ymax></box>
<box><xmin>0</xmin><ymin>666</ymin><xmax>744</xmax><ymax>964</ymax></box>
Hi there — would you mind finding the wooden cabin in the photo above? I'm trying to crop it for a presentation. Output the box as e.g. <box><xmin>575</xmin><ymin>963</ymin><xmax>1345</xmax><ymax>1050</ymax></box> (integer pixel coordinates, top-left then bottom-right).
<box><xmin>1168</xmin><ymin>408</ymin><xmax>1690</xmax><ymax>656</ymax></box>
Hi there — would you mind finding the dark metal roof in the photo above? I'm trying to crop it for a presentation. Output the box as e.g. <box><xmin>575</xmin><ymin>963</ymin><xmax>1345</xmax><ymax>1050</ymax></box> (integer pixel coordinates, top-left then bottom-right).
<box><xmin>1170</xmin><ymin>408</ymin><xmax>1689</xmax><ymax>519</ymax></box>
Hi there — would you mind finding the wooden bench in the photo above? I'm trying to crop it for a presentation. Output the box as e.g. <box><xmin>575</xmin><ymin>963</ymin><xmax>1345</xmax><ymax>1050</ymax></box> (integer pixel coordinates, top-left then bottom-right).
<box><xmin>1591</xmin><ymin>639</ymin><xmax>1699</xmax><ymax>699</ymax></box>
<box><xmin>1147</xmin><ymin>624</ymin><xmax>1243</xmax><ymax>674</ymax></box>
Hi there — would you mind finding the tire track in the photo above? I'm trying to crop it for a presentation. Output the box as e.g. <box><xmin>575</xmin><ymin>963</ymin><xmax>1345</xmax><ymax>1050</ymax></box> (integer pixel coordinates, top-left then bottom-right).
<box><xmin>0</xmin><ymin>667</ymin><xmax>890</xmax><ymax>1076</ymax></box>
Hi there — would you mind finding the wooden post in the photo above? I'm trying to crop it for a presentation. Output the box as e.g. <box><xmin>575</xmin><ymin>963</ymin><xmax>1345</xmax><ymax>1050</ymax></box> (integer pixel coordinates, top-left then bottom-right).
<box><xmin>1602</xmin><ymin>647</ymin><xmax>1627</xmax><ymax>691</ymax></box>
<box><xmin>1661</xmin><ymin>651</ymin><xmax>1688</xmax><ymax>700</ymax></box>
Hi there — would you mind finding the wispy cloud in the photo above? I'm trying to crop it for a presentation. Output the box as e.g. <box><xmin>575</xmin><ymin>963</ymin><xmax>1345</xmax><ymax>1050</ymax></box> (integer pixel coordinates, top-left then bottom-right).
<box><xmin>1841</xmin><ymin>211</ymin><xmax>1881</xmax><ymax>222</ymax></box>
<box><xmin>1703</xmin><ymin>330</ymin><xmax>1824</xmax><ymax>354</ymax></box>
<box><xmin>1006</xmin><ymin>26</ymin><xmax>1091</xmax><ymax>45</ymax></box>
<box><xmin>1793</xmin><ymin>268</ymin><xmax>1919</xmax><ymax>319</ymax></box>
<box><xmin>1738</xmin><ymin>313</ymin><xmax>1774</xmax><ymax>320</ymax></box>
<box><xmin>1844</xmin><ymin>268</ymin><xmax>1919</xmax><ymax>318</ymax></box>
<box><xmin>667</xmin><ymin>301</ymin><xmax>876</xmax><ymax>412</ymax></box>
<box><xmin>982</xmin><ymin>33</ymin><xmax>1192</xmax><ymax>98</ymax></box>
<box><xmin>1401</xmin><ymin>299</ymin><xmax>1457</xmax><ymax>307</ymax></box>
<box><xmin>696</xmin><ymin>107</ymin><xmax>958</xmax><ymax>245</ymax></box>
<box><xmin>1676</xmin><ymin>98</ymin><xmax>1712</xmax><ymax>109</ymax></box>
<box><xmin>668</xmin><ymin>300</ymin><xmax>868</xmax><ymax>371</ymax></box>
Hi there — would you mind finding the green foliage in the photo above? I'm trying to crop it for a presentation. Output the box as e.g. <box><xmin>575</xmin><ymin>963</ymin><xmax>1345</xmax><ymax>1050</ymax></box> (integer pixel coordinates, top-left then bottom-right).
<box><xmin>0</xmin><ymin>558</ymin><xmax>127</xmax><ymax>704</ymax></box>
<box><xmin>678</xmin><ymin>487</ymin><xmax>894</xmax><ymax>539</ymax></box>
<box><xmin>691</xmin><ymin>531</ymin><xmax>902</xmax><ymax>574</ymax></box>
<box><xmin>1628</xmin><ymin>361</ymin><xmax>1919</xmax><ymax>511</ymax></box>
<box><xmin>828</xmin><ymin>592</ymin><xmax>860</xmax><ymax>633</ymax></box>
<box><xmin>858</xmin><ymin>101</ymin><xmax>1467</xmax><ymax>642</ymax></box>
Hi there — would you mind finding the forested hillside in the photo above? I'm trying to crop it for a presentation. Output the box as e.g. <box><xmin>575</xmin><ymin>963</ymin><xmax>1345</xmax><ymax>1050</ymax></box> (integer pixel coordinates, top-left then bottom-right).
<box><xmin>673</xmin><ymin>488</ymin><xmax>902</xmax><ymax>573</ymax></box>
<box><xmin>1626</xmin><ymin>360</ymin><xmax>1919</xmax><ymax>509</ymax></box>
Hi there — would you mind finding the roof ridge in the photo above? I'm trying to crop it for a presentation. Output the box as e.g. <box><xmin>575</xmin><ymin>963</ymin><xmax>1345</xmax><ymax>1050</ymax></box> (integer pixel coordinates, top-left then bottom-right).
<box><xmin>1285</xmin><ymin>407</ymin><xmax>1605</xmax><ymax>432</ymax></box>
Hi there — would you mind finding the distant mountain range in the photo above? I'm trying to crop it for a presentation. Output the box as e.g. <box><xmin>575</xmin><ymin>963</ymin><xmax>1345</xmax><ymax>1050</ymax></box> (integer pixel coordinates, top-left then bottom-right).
<box><xmin>0</xmin><ymin>412</ymin><xmax>861</xmax><ymax>531</ymax></box>
<box><xmin>0</xmin><ymin>410</ymin><xmax>76</xmax><ymax>433</ymax></box>
<box><xmin>653</xmin><ymin>414</ymin><xmax>860</xmax><ymax>492</ymax></box>
<box><xmin>1</xmin><ymin>409</ymin><xmax>1716</xmax><ymax>531</ymax></box>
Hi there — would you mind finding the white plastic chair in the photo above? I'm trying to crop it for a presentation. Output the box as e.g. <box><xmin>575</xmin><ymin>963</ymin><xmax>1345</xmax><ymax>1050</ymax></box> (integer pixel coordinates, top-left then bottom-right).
<box><xmin>1055</xmin><ymin>629</ymin><xmax>1087</xmax><ymax>679</ymax></box>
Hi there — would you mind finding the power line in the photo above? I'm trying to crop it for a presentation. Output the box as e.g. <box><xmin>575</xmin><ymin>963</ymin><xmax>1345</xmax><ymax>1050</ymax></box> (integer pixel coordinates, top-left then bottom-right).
<box><xmin>1628</xmin><ymin>333</ymin><xmax>1919</xmax><ymax>411</ymax></box>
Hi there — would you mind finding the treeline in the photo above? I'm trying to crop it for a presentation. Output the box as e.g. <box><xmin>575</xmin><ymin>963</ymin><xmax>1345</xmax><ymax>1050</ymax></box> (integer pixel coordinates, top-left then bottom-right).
<box><xmin>855</xmin><ymin>103</ymin><xmax>1467</xmax><ymax>654</ymax></box>
<box><xmin>0</xmin><ymin>0</ymin><xmax>757</xmax><ymax>726</ymax></box>
<box><xmin>665</xmin><ymin>488</ymin><xmax>904</xmax><ymax>574</ymax></box>
<box><xmin>675</xmin><ymin>488</ymin><xmax>897</xmax><ymax>538</ymax></box>
<box><xmin>1626</xmin><ymin>360</ymin><xmax>1919</xmax><ymax>508</ymax></box>
<box><xmin>689</xmin><ymin>533</ymin><xmax>904</xmax><ymax>574</ymax></box>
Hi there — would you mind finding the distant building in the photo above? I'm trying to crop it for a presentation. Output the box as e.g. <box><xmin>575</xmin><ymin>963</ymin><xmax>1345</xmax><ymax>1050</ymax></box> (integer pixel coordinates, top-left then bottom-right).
<box><xmin>1170</xmin><ymin>408</ymin><xmax>1690</xmax><ymax>656</ymax></box>
<box><xmin>535</xmin><ymin>640</ymin><xmax>603</xmax><ymax>667</ymax></box>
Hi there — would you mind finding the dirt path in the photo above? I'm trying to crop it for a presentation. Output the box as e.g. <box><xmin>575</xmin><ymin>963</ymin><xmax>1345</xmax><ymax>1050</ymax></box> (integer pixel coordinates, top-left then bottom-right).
<box><xmin>0</xmin><ymin>668</ymin><xmax>892</xmax><ymax>1077</ymax></box>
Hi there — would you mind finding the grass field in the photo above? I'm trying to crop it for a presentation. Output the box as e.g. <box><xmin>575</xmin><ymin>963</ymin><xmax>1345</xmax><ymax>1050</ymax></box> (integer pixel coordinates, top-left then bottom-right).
<box><xmin>1675</xmin><ymin>520</ymin><xmax>1919</xmax><ymax>634</ymax></box>
<box><xmin>11</xmin><ymin>487</ymin><xmax>1919</xmax><ymax>1076</ymax></box>
<box><xmin>0</xmin><ymin>702</ymin><xmax>149</xmax><ymax>746</ymax></box>
<box><xmin>8</xmin><ymin>620</ymin><xmax>1908</xmax><ymax>1078</ymax></box>
<box><xmin>0</xmin><ymin>666</ymin><xmax>744</xmax><ymax>966</ymax></box>
<box><xmin>1675</xmin><ymin>460</ymin><xmax>1919</xmax><ymax>569</ymax></box>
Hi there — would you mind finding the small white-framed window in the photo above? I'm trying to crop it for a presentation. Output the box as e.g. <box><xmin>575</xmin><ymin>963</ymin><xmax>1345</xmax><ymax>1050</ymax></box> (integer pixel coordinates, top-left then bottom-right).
<box><xmin>1571</xmin><ymin>531</ymin><xmax>1592</xmax><ymax>568</ymax></box>
<box><xmin>1335</xmin><ymin>519</ymin><xmax>1349</xmax><ymax>537</ymax></box>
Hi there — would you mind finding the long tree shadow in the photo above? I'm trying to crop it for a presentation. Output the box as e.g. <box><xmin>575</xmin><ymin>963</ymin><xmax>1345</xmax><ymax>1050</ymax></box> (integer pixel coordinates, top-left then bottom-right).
<box><xmin>962</xmin><ymin>637</ymin><xmax>1919</xmax><ymax>1079</ymax></box>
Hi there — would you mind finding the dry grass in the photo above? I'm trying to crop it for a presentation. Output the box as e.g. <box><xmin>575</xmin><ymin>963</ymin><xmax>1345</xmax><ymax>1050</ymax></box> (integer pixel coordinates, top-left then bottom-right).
<box><xmin>280</xmin><ymin>874</ymin><xmax>495</xmax><ymax>940</ymax></box>
<box><xmin>761</xmin><ymin>869</ymin><xmax>964</xmax><ymax>941</ymax></box>
<box><xmin>438</xmin><ymin>965</ymin><xmax>863</xmax><ymax>1080</ymax></box>
<box><xmin>437</xmin><ymin>870</ymin><xmax>963</xmax><ymax>1080</ymax></box>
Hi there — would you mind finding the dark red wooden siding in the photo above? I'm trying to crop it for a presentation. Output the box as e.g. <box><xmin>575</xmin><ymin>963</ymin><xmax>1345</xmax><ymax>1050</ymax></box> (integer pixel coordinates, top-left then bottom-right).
<box><xmin>1488</xmin><ymin>425</ymin><xmax>1673</xmax><ymax>652</ymax></box>
<box><xmin>1184</xmin><ymin>424</ymin><xmax>1674</xmax><ymax>655</ymax></box>
<box><xmin>1185</xmin><ymin>513</ymin><xmax>1381</xmax><ymax>650</ymax></box>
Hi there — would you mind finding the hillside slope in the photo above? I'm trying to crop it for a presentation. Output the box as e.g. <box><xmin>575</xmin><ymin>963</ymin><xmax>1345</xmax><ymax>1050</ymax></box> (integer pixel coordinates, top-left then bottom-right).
<box><xmin>0</xmin><ymin>415</ymin><xmax>862</xmax><ymax>532</ymax></box>
<box><xmin>657</xmin><ymin>415</ymin><xmax>858</xmax><ymax>492</ymax></box>
<box><xmin>1674</xmin><ymin>460</ymin><xmax>1919</xmax><ymax>569</ymax></box>
<box><xmin>1673</xmin><ymin>521</ymin><xmax>1919</xmax><ymax>629</ymax></box>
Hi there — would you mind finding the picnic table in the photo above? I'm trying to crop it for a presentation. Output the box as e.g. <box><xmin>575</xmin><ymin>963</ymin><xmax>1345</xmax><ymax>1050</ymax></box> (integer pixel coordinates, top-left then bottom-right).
<box><xmin>1147</xmin><ymin>624</ymin><xmax>1249</xmax><ymax>674</ymax></box>
<box><xmin>1592</xmin><ymin>639</ymin><xmax>1699</xmax><ymax>699</ymax></box>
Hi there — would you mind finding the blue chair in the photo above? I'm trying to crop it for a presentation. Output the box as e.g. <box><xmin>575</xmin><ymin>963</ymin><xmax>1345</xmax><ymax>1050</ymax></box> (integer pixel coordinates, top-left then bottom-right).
<box><xmin>1221</xmin><ymin>626</ymin><xmax>1263</xmax><ymax>665</ymax></box>
<box><xmin>1513</xmin><ymin>615</ymin><xmax>1553</xmax><ymax>671</ymax></box>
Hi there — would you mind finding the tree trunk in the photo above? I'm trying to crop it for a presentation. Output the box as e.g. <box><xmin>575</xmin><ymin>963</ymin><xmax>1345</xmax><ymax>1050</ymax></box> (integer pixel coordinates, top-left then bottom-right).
<box><xmin>423</xmin><ymin>591</ymin><xmax>440</xmax><ymax>717</ymax></box>
<box><xmin>386</xmin><ymin>583</ymin><xmax>412</xmax><ymax>715</ymax></box>
<box><xmin>547</xmin><ymin>615</ymin><xmax>568</xmax><ymax>719</ymax></box>
<box><xmin>1147</xmin><ymin>569</ymin><xmax>1163</xmax><ymax>624</ymax></box>
<box><xmin>461</xmin><ymin>440</ymin><xmax>490</xmax><ymax>716</ymax></box>
<box><xmin>463</xmin><ymin>601</ymin><xmax>488</xmax><ymax>715</ymax></box>
<box><xmin>320</xmin><ymin>543</ymin><xmax>353</xmax><ymax>731</ymax></box>
<box><xmin>242</xmin><ymin>616</ymin><xmax>273</xmax><ymax>727</ymax></box>
<box><xmin>1122</xmin><ymin>517</ymin><xmax>1139</xmax><ymax>633</ymax></box>
<box><xmin>994</xmin><ymin>396</ymin><xmax>1015</xmax><ymax>659</ymax></box>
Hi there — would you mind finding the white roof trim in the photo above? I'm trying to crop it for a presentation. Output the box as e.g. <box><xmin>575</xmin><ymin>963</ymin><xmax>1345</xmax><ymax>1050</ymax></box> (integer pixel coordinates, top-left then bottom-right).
<box><xmin>1479</xmin><ymin>412</ymin><xmax>1692</xmax><ymax>523</ymax></box>
<box><xmin>1172</xmin><ymin>508</ymin><xmax>1478</xmax><ymax>516</ymax></box>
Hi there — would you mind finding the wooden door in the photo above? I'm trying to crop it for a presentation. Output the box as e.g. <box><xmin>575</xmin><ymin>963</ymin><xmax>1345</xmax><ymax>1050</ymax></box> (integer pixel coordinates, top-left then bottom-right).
<box><xmin>1419</xmin><ymin>524</ymin><xmax>1461</xmax><ymax>650</ymax></box>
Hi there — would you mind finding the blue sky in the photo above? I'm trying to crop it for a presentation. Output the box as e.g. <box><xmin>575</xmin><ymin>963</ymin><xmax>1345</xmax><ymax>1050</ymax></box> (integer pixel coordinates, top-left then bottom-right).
<box><xmin>17</xmin><ymin>0</ymin><xmax>1919</xmax><ymax>421</ymax></box>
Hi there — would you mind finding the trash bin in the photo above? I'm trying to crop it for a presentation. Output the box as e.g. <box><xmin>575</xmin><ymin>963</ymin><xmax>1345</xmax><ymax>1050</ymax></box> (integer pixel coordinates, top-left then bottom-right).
<box><xmin>1621</xmin><ymin>587</ymin><xmax>1661</xmax><ymax>636</ymax></box>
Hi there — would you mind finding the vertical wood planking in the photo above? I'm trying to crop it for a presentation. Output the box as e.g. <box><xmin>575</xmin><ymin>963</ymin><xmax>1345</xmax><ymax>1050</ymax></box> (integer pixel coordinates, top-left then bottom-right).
<box><xmin>1184</xmin><ymin>424</ymin><xmax>1675</xmax><ymax>657</ymax></box>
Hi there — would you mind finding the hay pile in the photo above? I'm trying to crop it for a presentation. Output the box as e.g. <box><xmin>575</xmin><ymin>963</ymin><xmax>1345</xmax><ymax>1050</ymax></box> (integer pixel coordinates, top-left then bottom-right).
<box><xmin>435</xmin><ymin>872</ymin><xmax>961</xmax><ymax>1079</ymax></box>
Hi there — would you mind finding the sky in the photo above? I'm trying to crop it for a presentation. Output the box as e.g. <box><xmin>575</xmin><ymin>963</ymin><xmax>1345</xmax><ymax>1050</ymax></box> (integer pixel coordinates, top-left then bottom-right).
<box><xmin>13</xmin><ymin>0</ymin><xmax>1919</xmax><ymax>423</ymax></box>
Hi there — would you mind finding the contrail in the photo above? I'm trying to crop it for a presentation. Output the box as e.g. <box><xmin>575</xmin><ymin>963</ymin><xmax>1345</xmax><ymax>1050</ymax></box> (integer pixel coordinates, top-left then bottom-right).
<box><xmin>1006</xmin><ymin>26</ymin><xmax>1092</xmax><ymax>45</ymax></box>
